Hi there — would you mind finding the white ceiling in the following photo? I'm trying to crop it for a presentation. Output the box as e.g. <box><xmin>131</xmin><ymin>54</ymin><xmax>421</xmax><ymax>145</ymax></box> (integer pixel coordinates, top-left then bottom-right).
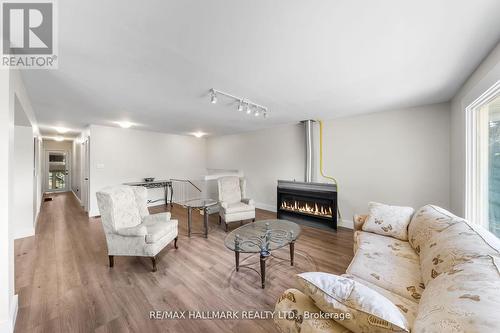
<box><xmin>21</xmin><ymin>0</ymin><xmax>500</xmax><ymax>137</ymax></box>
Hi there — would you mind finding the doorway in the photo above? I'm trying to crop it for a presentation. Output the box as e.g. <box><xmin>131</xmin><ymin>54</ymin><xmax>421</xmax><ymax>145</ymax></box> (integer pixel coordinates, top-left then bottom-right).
<box><xmin>45</xmin><ymin>150</ymin><xmax>70</xmax><ymax>192</ymax></box>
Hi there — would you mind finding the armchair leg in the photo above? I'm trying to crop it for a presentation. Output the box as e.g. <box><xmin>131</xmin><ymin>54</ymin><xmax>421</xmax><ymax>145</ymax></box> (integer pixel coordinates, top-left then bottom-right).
<box><xmin>252</xmin><ymin>218</ymin><xmax>255</xmax><ymax>222</ymax></box>
<box><xmin>151</xmin><ymin>257</ymin><xmax>157</xmax><ymax>272</ymax></box>
<box><xmin>174</xmin><ymin>237</ymin><xmax>178</xmax><ymax>249</ymax></box>
<box><xmin>108</xmin><ymin>255</ymin><xmax>114</xmax><ymax>268</ymax></box>
<box><xmin>225</xmin><ymin>222</ymin><xmax>228</xmax><ymax>232</ymax></box>
<box><xmin>218</xmin><ymin>215</ymin><xmax>221</xmax><ymax>225</ymax></box>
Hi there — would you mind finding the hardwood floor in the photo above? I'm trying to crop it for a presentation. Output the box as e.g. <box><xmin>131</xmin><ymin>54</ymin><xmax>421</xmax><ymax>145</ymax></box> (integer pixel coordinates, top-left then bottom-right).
<box><xmin>14</xmin><ymin>192</ymin><xmax>353</xmax><ymax>333</ymax></box>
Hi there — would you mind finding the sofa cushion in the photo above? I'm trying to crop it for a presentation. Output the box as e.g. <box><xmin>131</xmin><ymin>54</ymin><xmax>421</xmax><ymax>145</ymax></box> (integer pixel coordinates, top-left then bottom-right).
<box><xmin>222</xmin><ymin>201</ymin><xmax>254</xmax><ymax>214</ymax></box>
<box><xmin>342</xmin><ymin>274</ymin><xmax>419</xmax><ymax>330</ymax></box>
<box><xmin>413</xmin><ymin>258</ymin><xmax>500</xmax><ymax>333</ymax></box>
<box><xmin>145</xmin><ymin>219</ymin><xmax>178</xmax><ymax>244</ymax></box>
<box><xmin>274</xmin><ymin>288</ymin><xmax>353</xmax><ymax>333</ymax></box>
<box><xmin>297</xmin><ymin>272</ymin><xmax>410</xmax><ymax>333</ymax></box>
<box><xmin>362</xmin><ymin>202</ymin><xmax>414</xmax><ymax>241</ymax></box>
<box><xmin>346</xmin><ymin>238</ymin><xmax>424</xmax><ymax>302</ymax></box>
<box><xmin>407</xmin><ymin>204</ymin><xmax>464</xmax><ymax>254</ymax></box>
<box><xmin>418</xmin><ymin>220</ymin><xmax>498</xmax><ymax>285</ymax></box>
<box><xmin>353</xmin><ymin>231</ymin><xmax>419</xmax><ymax>263</ymax></box>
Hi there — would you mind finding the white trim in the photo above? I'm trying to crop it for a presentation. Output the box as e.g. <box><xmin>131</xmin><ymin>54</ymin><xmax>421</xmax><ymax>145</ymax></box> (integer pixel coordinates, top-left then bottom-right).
<box><xmin>13</xmin><ymin>227</ymin><xmax>35</xmax><ymax>240</ymax></box>
<box><xmin>465</xmin><ymin>80</ymin><xmax>500</xmax><ymax>225</ymax></box>
<box><xmin>71</xmin><ymin>190</ymin><xmax>81</xmax><ymax>204</ymax></box>
<box><xmin>338</xmin><ymin>219</ymin><xmax>353</xmax><ymax>229</ymax></box>
<box><xmin>255</xmin><ymin>202</ymin><xmax>276</xmax><ymax>212</ymax></box>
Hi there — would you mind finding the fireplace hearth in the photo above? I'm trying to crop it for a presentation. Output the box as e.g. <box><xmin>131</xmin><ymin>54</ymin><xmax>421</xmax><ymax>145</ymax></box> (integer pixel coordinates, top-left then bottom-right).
<box><xmin>277</xmin><ymin>180</ymin><xmax>337</xmax><ymax>229</ymax></box>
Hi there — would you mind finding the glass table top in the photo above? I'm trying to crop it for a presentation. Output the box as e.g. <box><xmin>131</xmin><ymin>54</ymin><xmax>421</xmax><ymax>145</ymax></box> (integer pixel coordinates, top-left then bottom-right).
<box><xmin>225</xmin><ymin>219</ymin><xmax>301</xmax><ymax>253</ymax></box>
<box><xmin>183</xmin><ymin>198</ymin><xmax>218</xmax><ymax>208</ymax></box>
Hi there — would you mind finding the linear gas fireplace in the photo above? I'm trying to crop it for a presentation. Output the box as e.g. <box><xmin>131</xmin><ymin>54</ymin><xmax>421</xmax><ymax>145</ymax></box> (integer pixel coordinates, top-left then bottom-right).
<box><xmin>277</xmin><ymin>180</ymin><xmax>337</xmax><ymax>229</ymax></box>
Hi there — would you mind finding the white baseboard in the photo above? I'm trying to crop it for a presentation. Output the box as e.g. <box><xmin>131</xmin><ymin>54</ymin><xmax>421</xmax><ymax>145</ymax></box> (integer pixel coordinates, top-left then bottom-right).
<box><xmin>338</xmin><ymin>219</ymin><xmax>353</xmax><ymax>229</ymax></box>
<box><xmin>255</xmin><ymin>202</ymin><xmax>277</xmax><ymax>212</ymax></box>
<box><xmin>13</xmin><ymin>227</ymin><xmax>35</xmax><ymax>240</ymax></box>
<box><xmin>71</xmin><ymin>190</ymin><xmax>82</xmax><ymax>204</ymax></box>
<box><xmin>0</xmin><ymin>294</ymin><xmax>19</xmax><ymax>332</ymax></box>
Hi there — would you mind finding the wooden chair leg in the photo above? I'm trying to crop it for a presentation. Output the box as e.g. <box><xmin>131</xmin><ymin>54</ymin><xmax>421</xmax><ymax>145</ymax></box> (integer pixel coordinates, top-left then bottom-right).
<box><xmin>151</xmin><ymin>257</ymin><xmax>157</xmax><ymax>272</ymax></box>
<box><xmin>218</xmin><ymin>215</ymin><xmax>222</xmax><ymax>225</ymax></box>
<box><xmin>174</xmin><ymin>237</ymin><xmax>178</xmax><ymax>249</ymax></box>
<box><xmin>252</xmin><ymin>218</ymin><xmax>256</xmax><ymax>222</ymax></box>
<box><xmin>108</xmin><ymin>255</ymin><xmax>114</xmax><ymax>268</ymax></box>
<box><xmin>225</xmin><ymin>222</ymin><xmax>228</xmax><ymax>232</ymax></box>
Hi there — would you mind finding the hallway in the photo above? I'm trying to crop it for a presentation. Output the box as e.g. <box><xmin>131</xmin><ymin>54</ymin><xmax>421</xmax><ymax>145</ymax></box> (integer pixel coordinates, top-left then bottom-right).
<box><xmin>13</xmin><ymin>192</ymin><xmax>353</xmax><ymax>333</ymax></box>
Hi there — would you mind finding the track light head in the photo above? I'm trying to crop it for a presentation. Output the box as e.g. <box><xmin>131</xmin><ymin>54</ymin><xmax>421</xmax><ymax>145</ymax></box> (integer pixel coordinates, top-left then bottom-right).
<box><xmin>246</xmin><ymin>104</ymin><xmax>252</xmax><ymax>114</ymax></box>
<box><xmin>254</xmin><ymin>109</ymin><xmax>260</xmax><ymax>117</ymax></box>
<box><xmin>263</xmin><ymin>112</ymin><xmax>268</xmax><ymax>118</ymax></box>
<box><xmin>238</xmin><ymin>100</ymin><xmax>244</xmax><ymax>111</ymax></box>
<box><xmin>210</xmin><ymin>89</ymin><xmax>217</xmax><ymax>104</ymax></box>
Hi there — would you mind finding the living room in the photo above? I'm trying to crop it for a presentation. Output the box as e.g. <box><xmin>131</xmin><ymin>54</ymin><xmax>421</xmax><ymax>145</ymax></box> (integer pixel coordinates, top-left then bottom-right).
<box><xmin>1</xmin><ymin>1</ymin><xmax>499</xmax><ymax>332</ymax></box>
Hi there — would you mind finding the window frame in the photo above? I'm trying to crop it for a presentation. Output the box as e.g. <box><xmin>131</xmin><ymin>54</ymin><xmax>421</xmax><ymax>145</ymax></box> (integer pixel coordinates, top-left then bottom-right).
<box><xmin>465</xmin><ymin>80</ymin><xmax>500</xmax><ymax>229</ymax></box>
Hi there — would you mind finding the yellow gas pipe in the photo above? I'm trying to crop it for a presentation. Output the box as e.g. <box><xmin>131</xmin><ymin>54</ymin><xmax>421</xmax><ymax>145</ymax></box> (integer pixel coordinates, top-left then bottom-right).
<box><xmin>318</xmin><ymin>120</ymin><xmax>342</xmax><ymax>220</ymax></box>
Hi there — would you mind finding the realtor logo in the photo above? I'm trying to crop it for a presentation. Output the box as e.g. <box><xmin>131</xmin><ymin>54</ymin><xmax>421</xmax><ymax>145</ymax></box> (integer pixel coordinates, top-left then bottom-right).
<box><xmin>1</xmin><ymin>0</ymin><xmax>58</xmax><ymax>68</ymax></box>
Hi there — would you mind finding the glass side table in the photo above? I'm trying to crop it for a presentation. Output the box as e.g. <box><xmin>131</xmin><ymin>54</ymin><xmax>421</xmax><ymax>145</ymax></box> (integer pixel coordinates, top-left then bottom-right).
<box><xmin>183</xmin><ymin>198</ymin><xmax>218</xmax><ymax>238</ymax></box>
<box><xmin>224</xmin><ymin>219</ymin><xmax>301</xmax><ymax>288</ymax></box>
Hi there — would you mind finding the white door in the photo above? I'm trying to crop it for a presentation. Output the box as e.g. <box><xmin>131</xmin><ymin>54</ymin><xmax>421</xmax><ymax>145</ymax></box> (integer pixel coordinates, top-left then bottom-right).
<box><xmin>45</xmin><ymin>150</ymin><xmax>70</xmax><ymax>192</ymax></box>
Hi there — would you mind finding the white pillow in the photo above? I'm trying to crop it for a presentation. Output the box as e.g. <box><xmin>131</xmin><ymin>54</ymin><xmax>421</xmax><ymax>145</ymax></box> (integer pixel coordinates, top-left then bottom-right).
<box><xmin>362</xmin><ymin>202</ymin><xmax>414</xmax><ymax>240</ymax></box>
<box><xmin>297</xmin><ymin>272</ymin><xmax>409</xmax><ymax>333</ymax></box>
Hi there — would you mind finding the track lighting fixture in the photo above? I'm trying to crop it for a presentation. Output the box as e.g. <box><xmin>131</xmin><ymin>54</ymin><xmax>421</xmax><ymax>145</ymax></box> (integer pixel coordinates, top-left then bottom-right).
<box><xmin>210</xmin><ymin>89</ymin><xmax>217</xmax><ymax>104</ymax></box>
<box><xmin>209</xmin><ymin>88</ymin><xmax>269</xmax><ymax>118</ymax></box>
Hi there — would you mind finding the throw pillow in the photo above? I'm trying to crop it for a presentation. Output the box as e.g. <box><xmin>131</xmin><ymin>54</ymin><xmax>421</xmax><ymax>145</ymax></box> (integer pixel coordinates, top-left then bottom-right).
<box><xmin>297</xmin><ymin>272</ymin><xmax>410</xmax><ymax>333</ymax></box>
<box><xmin>362</xmin><ymin>202</ymin><xmax>414</xmax><ymax>241</ymax></box>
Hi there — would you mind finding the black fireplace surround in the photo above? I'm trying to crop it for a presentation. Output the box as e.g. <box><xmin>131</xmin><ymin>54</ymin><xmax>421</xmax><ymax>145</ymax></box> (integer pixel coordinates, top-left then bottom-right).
<box><xmin>277</xmin><ymin>180</ymin><xmax>337</xmax><ymax>229</ymax></box>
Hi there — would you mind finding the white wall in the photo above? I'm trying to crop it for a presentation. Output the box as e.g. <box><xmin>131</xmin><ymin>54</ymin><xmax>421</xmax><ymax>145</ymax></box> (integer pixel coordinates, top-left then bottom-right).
<box><xmin>88</xmin><ymin>125</ymin><xmax>207</xmax><ymax>216</ymax></box>
<box><xmin>207</xmin><ymin>103</ymin><xmax>451</xmax><ymax>226</ymax></box>
<box><xmin>0</xmin><ymin>64</ymin><xmax>14</xmax><ymax>333</ymax></box>
<box><xmin>206</xmin><ymin>124</ymin><xmax>305</xmax><ymax>211</ymax></box>
<box><xmin>13</xmin><ymin>126</ymin><xmax>35</xmax><ymax>239</ymax></box>
<box><xmin>450</xmin><ymin>42</ymin><xmax>500</xmax><ymax>217</ymax></box>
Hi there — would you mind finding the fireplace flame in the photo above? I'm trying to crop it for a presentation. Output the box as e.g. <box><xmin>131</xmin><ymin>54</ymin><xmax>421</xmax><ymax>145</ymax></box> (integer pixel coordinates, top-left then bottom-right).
<box><xmin>280</xmin><ymin>200</ymin><xmax>333</xmax><ymax>218</ymax></box>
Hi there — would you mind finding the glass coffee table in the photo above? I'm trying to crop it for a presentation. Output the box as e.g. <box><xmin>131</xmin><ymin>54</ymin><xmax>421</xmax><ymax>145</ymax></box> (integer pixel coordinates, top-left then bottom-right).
<box><xmin>224</xmin><ymin>219</ymin><xmax>301</xmax><ymax>288</ymax></box>
<box><xmin>183</xmin><ymin>198</ymin><xmax>218</xmax><ymax>238</ymax></box>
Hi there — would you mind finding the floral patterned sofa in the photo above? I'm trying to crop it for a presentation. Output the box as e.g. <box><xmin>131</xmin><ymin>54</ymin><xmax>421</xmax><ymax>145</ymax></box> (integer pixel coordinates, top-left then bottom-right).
<box><xmin>274</xmin><ymin>204</ymin><xmax>500</xmax><ymax>333</ymax></box>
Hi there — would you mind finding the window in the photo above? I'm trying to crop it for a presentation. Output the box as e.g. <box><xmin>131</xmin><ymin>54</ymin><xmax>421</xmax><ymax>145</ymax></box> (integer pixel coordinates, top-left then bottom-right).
<box><xmin>466</xmin><ymin>82</ymin><xmax>500</xmax><ymax>236</ymax></box>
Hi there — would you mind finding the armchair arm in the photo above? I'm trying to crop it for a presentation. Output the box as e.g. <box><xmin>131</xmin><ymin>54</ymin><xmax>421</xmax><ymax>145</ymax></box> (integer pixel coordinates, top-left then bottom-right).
<box><xmin>142</xmin><ymin>212</ymin><xmax>171</xmax><ymax>224</ymax></box>
<box><xmin>353</xmin><ymin>214</ymin><xmax>368</xmax><ymax>231</ymax></box>
<box><xmin>220</xmin><ymin>201</ymin><xmax>229</xmax><ymax>210</ymax></box>
<box><xmin>115</xmin><ymin>225</ymin><xmax>147</xmax><ymax>237</ymax></box>
<box><xmin>241</xmin><ymin>198</ymin><xmax>255</xmax><ymax>206</ymax></box>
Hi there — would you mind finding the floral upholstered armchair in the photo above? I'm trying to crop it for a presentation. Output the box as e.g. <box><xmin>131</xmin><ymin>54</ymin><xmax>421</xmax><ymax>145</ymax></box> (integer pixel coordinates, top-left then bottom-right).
<box><xmin>217</xmin><ymin>176</ymin><xmax>256</xmax><ymax>231</ymax></box>
<box><xmin>96</xmin><ymin>185</ymin><xmax>178</xmax><ymax>271</ymax></box>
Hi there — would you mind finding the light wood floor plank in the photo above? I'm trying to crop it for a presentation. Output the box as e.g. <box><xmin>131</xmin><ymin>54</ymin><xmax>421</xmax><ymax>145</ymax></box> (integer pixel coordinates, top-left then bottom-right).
<box><xmin>14</xmin><ymin>192</ymin><xmax>353</xmax><ymax>332</ymax></box>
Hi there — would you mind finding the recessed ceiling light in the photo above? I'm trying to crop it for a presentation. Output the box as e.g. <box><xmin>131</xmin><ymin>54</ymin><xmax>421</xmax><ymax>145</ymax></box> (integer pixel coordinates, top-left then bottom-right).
<box><xmin>192</xmin><ymin>131</ymin><xmax>206</xmax><ymax>138</ymax></box>
<box><xmin>55</xmin><ymin>127</ymin><xmax>69</xmax><ymax>134</ymax></box>
<box><xmin>54</xmin><ymin>136</ymin><xmax>64</xmax><ymax>141</ymax></box>
<box><xmin>116</xmin><ymin>121</ymin><xmax>133</xmax><ymax>129</ymax></box>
